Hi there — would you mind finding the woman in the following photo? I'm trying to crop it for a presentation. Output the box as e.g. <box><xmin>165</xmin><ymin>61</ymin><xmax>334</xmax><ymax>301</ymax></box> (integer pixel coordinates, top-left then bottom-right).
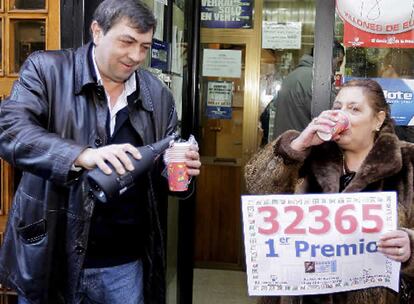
<box><xmin>245</xmin><ymin>79</ymin><xmax>414</xmax><ymax>304</ymax></box>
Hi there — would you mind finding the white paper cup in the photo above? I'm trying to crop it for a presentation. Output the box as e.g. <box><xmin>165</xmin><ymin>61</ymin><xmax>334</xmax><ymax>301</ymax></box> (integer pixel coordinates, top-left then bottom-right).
<box><xmin>317</xmin><ymin>110</ymin><xmax>350</xmax><ymax>141</ymax></box>
<box><xmin>164</xmin><ymin>142</ymin><xmax>191</xmax><ymax>191</ymax></box>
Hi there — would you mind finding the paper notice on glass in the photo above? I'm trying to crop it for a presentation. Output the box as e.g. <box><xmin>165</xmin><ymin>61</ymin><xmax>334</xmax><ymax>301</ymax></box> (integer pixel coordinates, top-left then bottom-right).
<box><xmin>206</xmin><ymin>81</ymin><xmax>233</xmax><ymax>119</ymax></box>
<box><xmin>202</xmin><ymin>49</ymin><xmax>242</xmax><ymax>78</ymax></box>
<box><xmin>171</xmin><ymin>75</ymin><xmax>183</xmax><ymax>121</ymax></box>
<box><xmin>262</xmin><ymin>21</ymin><xmax>302</xmax><ymax>49</ymax></box>
<box><xmin>241</xmin><ymin>192</ymin><xmax>400</xmax><ymax>296</ymax></box>
<box><xmin>153</xmin><ymin>1</ymin><xmax>165</xmax><ymax>41</ymax></box>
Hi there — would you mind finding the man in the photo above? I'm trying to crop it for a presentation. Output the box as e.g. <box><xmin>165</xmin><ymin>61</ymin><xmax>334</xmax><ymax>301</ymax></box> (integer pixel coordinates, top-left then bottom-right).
<box><xmin>272</xmin><ymin>41</ymin><xmax>345</xmax><ymax>139</ymax></box>
<box><xmin>0</xmin><ymin>1</ymin><xmax>200</xmax><ymax>303</ymax></box>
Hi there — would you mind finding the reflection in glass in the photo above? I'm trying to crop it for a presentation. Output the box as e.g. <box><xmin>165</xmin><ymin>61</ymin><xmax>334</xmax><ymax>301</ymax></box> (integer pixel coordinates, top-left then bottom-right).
<box><xmin>10</xmin><ymin>0</ymin><xmax>45</xmax><ymax>10</ymax></box>
<box><xmin>259</xmin><ymin>0</ymin><xmax>316</xmax><ymax>146</ymax></box>
<box><xmin>12</xmin><ymin>20</ymin><xmax>45</xmax><ymax>73</ymax></box>
<box><xmin>200</xmin><ymin>44</ymin><xmax>245</xmax><ymax>159</ymax></box>
<box><xmin>170</xmin><ymin>2</ymin><xmax>186</xmax><ymax>121</ymax></box>
<box><xmin>0</xmin><ymin>19</ymin><xmax>2</xmax><ymax>72</ymax></box>
<box><xmin>335</xmin><ymin>10</ymin><xmax>414</xmax><ymax>142</ymax></box>
<box><xmin>335</xmin><ymin>15</ymin><xmax>414</xmax><ymax>79</ymax></box>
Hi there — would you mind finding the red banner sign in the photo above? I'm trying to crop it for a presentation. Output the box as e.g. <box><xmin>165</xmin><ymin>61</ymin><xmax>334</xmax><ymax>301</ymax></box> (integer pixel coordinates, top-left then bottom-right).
<box><xmin>337</xmin><ymin>0</ymin><xmax>414</xmax><ymax>48</ymax></box>
<box><xmin>343</xmin><ymin>22</ymin><xmax>414</xmax><ymax>48</ymax></box>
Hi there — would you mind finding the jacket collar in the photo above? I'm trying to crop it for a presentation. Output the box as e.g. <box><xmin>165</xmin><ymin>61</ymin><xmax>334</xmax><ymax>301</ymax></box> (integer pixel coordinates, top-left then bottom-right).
<box><xmin>132</xmin><ymin>70</ymin><xmax>154</xmax><ymax>112</ymax></box>
<box><xmin>74</xmin><ymin>42</ymin><xmax>154</xmax><ymax>112</ymax></box>
<box><xmin>311</xmin><ymin>130</ymin><xmax>402</xmax><ymax>193</ymax></box>
<box><xmin>74</xmin><ymin>42</ymin><xmax>96</xmax><ymax>95</ymax></box>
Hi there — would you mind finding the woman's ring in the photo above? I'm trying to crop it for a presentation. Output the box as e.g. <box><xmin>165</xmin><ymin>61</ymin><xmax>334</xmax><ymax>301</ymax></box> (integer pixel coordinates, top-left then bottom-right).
<box><xmin>313</xmin><ymin>118</ymin><xmax>319</xmax><ymax>124</ymax></box>
<box><xmin>398</xmin><ymin>247</ymin><xmax>404</xmax><ymax>256</ymax></box>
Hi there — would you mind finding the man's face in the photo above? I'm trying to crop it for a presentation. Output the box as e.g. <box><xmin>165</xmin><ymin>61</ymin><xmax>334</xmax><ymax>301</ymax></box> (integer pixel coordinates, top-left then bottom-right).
<box><xmin>91</xmin><ymin>18</ymin><xmax>153</xmax><ymax>83</ymax></box>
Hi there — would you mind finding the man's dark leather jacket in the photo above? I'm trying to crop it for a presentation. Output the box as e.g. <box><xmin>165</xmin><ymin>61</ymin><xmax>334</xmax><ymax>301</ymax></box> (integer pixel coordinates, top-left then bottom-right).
<box><xmin>0</xmin><ymin>42</ymin><xmax>177</xmax><ymax>304</ymax></box>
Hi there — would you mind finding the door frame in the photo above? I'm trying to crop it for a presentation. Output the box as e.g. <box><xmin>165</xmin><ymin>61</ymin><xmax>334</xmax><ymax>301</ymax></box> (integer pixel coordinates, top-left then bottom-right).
<box><xmin>182</xmin><ymin>0</ymin><xmax>337</xmax><ymax>303</ymax></box>
<box><xmin>0</xmin><ymin>0</ymin><xmax>61</xmax><ymax>219</ymax></box>
<box><xmin>199</xmin><ymin>0</ymin><xmax>262</xmax><ymax>174</ymax></box>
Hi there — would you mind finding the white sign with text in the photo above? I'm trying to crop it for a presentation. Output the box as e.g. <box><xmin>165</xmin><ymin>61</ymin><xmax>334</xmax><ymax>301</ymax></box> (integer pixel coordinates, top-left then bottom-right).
<box><xmin>262</xmin><ymin>22</ymin><xmax>302</xmax><ymax>49</ymax></box>
<box><xmin>202</xmin><ymin>49</ymin><xmax>242</xmax><ymax>78</ymax></box>
<box><xmin>242</xmin><ymin>192</ymin><xmax>400</xmax><ymax>296</ymax></box>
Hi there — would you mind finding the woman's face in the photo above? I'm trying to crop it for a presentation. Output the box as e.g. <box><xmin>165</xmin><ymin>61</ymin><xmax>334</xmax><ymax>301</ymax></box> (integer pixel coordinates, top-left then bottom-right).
<box><xmin>332</xmin><ymin>86</ymin><xmax>385</xmax><ymax>151</ymax></box>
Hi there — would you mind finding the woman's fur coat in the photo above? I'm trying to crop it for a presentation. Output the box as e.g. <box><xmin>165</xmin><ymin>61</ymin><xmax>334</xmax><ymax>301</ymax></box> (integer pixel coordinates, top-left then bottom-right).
<box><xmin>245</xmin><ymin>128</ymin><xmax>414</xmax><ymax>304</ymax></box>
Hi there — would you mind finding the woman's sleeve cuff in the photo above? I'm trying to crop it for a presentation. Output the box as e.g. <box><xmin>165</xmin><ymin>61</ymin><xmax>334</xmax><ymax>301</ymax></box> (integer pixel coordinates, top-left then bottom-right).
<box><xmin>273</xmin><ymin>130</ymin><xmax>310</xmax><ymax>165</ymax></box>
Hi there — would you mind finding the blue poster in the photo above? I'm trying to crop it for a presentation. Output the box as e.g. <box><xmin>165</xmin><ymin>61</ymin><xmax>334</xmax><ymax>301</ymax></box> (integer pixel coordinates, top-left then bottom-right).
<box><xmin>151</xmin><ymin>39</ymin><xmax>169</xmax><ymax>72</ymax></box>
<box><xmin>344</xmin><ymin>77</ymin><xmax>414</xmax><ymax>126</ymax></box>
<box><xmin>201</xmin><ymin>0</ymin><xmax>252</xmax><ymax>29</ymax></box>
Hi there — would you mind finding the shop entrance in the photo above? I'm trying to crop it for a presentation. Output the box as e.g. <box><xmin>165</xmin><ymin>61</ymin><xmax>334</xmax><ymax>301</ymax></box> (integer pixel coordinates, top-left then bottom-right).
<box><xmin>194</xmin><ymin>0</ymin><xmax>318</xmax><ymax>271</ymax></box>
<box><xmin>195</xmin><ymin>35</ymin><xmax>261</xmax><ymax>269</ymax></box>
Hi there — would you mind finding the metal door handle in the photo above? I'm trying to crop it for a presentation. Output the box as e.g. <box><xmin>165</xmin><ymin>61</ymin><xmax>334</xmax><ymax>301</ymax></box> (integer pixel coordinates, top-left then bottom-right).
<box><xmin>209</xmin><ymin>127</ymin><xmax>222</xmax><ymax>132</ymax></box>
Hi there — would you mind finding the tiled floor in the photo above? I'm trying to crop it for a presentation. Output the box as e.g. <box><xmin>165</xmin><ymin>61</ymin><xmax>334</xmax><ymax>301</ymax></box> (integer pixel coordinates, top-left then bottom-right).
<box><xmin>192</xmin><ymin>269</ymin><xmax>258</xmax><ymax>304</ymax></box>
<box><xmin>167</xmin><ymin>268</ymin><xmax>259</xmax><ymax>304</ymax></box>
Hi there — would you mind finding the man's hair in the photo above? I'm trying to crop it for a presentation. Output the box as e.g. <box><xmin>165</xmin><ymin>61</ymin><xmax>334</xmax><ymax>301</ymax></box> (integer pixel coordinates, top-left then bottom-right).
<box><xmin>333</xmin><ymin>39</ymin><xmax>345</xmax><ymax>58</ymax></box>
<box><xmin>92</xmin><ymin>0</ymin><xmax>157</xmax><ymax>34</ymax></box>
<box><xmin>309</xmin><ymin>40</ymin><xmax>345</xmax><ymax>58</ymax></box>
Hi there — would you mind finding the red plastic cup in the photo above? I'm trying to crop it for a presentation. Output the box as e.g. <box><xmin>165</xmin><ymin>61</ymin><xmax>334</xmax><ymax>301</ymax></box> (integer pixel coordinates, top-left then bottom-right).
<box><xmin>317</xmin><ymin>110</ymin><xmax>350</xmax><ymax>141</ymax></box>
<box><xmin>167</xmin><ymin>162</ymin><xmax>189</xmax><ymax>191</ymax></box>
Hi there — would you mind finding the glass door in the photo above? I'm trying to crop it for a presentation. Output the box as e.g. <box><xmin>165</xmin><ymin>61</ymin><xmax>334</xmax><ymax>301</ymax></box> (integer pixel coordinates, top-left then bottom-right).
<box><xmin>0</xmin><ymin>0</ymin><xmax>60</xmax><ymax>301</ymax></box>
<box><xmin>193</xmin><ymin>34</ymin><xmax>259</xmax><ymax>304</ymax></box>
<box><xmin>195</xmin><ymin>42</ymin><xmax>246</xmax><ymax>268</ymax></box>
<box><xmin>166</xmin><ymin>0</ymin><xmax>190</xmax><ymax>303</ymax></box>
<box><xmin>259</xmin><ymin>0</ymin><xmax>316</xmax><ymax>144</ymax></box>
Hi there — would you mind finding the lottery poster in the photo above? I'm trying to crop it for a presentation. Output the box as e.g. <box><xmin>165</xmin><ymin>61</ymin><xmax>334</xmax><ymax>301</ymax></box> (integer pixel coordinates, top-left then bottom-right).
<box><xmin>241</xmin><ymin>192</ymin><xmax>400</xmax><ymax>296</ymax></box>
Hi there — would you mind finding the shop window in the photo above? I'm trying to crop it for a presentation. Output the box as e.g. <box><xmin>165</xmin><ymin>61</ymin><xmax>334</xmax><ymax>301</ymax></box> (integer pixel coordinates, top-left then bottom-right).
<box><xmin>259</xmin><ymin>0</ymin><xmax>316</xmax><ymax>145</ymax></box>
<box><xmin>335</xmin><ymin>1</ymin><xmax>414</xmax><ymax>141</ymax></box>
<box><xmin>9</xmin><ymin>0</ymin><xmax>45</xmax><ymax>10</ymax></box>
<box><xmin>10</xmin><ymin>19</ymin><xmax>45</xmax><ymax>74</ymax></box>
<box><xmin>335</xmin><ymin>5</ymin><xmax>414</xmax><ymax>79</ymax></box>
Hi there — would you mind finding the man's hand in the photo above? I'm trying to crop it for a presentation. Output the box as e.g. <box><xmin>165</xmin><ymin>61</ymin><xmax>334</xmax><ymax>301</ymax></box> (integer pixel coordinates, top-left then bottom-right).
<box><xmin>185</xmin><ymin>144</ymin><xmax>201</xmax><ymax>177</ymax></box>
<box><xmin>74</xmin><ymin>144</ymin><xmax>141</xmax><ymax>175</ymax></box>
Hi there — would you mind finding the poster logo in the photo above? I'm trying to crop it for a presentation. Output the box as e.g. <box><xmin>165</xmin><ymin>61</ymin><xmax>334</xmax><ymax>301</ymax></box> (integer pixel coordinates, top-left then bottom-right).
<box><xmin>350</xmin><ymin>37</ymin><xmax>364</xmax><ymax>47</ymax></box>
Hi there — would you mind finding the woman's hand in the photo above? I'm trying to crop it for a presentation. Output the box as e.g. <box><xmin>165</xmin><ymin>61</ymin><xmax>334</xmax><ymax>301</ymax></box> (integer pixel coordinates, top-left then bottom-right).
<box><xmin>290</xmin><ymin>110</ymin><xmax>339</xmax><ymax>151</ymax></box>
<box><xmin>377</xmin><ymin>230</ymin><xmax>411</xmax><ymax>263</ymax></box>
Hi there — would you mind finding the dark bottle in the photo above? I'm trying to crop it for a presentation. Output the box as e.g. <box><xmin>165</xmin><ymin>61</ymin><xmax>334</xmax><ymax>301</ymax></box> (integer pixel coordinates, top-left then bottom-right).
<box><xmin>87</xmin><ymin>133</ymin><xmax>178</xmax><ymax>203</ymax></box>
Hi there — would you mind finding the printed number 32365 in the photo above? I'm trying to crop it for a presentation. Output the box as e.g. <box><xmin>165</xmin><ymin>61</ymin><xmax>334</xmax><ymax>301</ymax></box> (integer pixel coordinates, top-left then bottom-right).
<box><xmin>257</xmin><ymin>204</ymin><xmax>383</xmax><ymax>235</ymax></box>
